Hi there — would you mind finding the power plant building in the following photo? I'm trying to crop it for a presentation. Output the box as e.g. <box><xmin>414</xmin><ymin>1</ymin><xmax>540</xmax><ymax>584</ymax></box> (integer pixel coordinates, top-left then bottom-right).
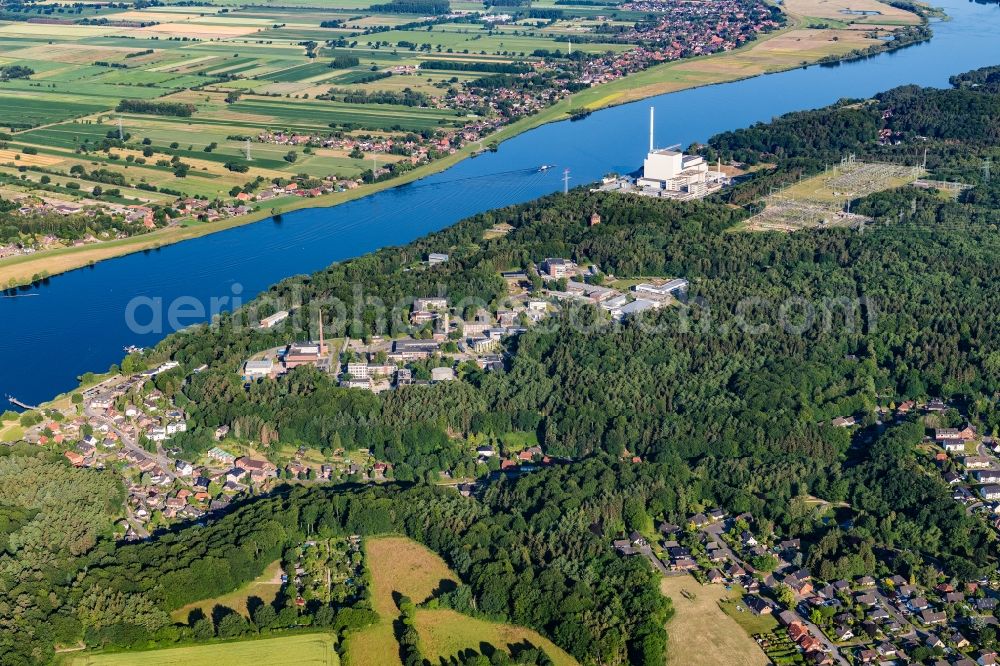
<box><xmin>634</xmin><ymin>108</ymin><xmax>728</xmax><ymax>199</ymax></box>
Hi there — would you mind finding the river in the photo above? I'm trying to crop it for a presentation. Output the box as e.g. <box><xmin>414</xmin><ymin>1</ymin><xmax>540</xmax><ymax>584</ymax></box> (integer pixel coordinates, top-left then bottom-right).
<box><xmin>2</xmin><ymin>0</ymin><xmax>1000</xmax><ymax>407</ymax></box>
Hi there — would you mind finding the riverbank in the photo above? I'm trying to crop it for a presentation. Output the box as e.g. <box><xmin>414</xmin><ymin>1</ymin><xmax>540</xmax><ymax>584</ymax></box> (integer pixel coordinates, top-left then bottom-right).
<box><xmin>0</xmin><ymin>0</ymin><xmax>924</xmax><ymax>289</ymax></box>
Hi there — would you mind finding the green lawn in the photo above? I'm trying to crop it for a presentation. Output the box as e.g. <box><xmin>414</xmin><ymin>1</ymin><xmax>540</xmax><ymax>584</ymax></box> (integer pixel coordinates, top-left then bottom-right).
<box><xmin>719</xmin><ymin>591</ymin><xmax>780</xmax><ymax>636</ymax></box>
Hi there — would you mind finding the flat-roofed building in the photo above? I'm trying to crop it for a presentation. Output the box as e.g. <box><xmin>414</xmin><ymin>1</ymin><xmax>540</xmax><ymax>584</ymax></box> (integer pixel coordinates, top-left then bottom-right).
<box><xmin>346</xmin><ymin>362</ymin><xmax>371</xmax><ymax>380</ymax></box>
<box><xmin>431</xmin><ymin>366</ymin><xmax>456</xmax><ymax>382</ymax></box>
<box><xmin>470</xmin><ymin>337</ymin><xmax>498</xmax><ymax>353</ymax></box>
<box><xmin>259</xmin><ymin>310</ymin><xmax>289</xmax><ymax>329</ymax></box>
<box><xmin>283</xmin><ymin>341</ymin><xmax>329</xmax><ymax>370</ymax></box>
<box><xmin>541</xmin><ymin>258</ymin><xmax>576</xmax><ymax>279</ymax></box>
<box><xmin>389</xmin><ymin>339</ymin><xmax>440</xmax><ymax>361</ymax></box>
<box><xmin>414</xmin><ymin>297</ymin><xmax>448</xmax><ymax>311</ymax></box>
<box><xmin>633</xmin><ymin>279</ymin><xmax>689</xmax><ymax>299</ymax></box>
<box><xmin>244</xmin><ymin>359</ymin><xmax>274</xmax><ymax>380</ymax></box>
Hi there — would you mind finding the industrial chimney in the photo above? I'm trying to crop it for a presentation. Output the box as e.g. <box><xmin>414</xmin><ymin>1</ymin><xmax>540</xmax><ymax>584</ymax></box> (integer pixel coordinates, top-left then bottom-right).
<box><xmin>649</xmin><ymin>107</ymin><xmax>655</xmax><ymax>153</ymax></box>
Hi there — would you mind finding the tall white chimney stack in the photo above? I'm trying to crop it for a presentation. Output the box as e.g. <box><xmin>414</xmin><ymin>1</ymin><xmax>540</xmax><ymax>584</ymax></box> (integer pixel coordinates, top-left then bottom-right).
<box><xmin>649</xmin><ymin>106</ymin><xmax>654</xmax><ymax>153</ymax></box>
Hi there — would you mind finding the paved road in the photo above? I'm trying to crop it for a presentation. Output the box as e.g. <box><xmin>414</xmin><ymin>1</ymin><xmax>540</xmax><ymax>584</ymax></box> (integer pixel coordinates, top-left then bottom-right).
<box><xmin>702</xmin><ymin>522</ymin><xmax>738</xmax><ymax>563</ymax></box>
<box><xmin>870</xmin><ymin>588</ymin><xmax>917</xmax><ymax>638</ymax></box>
<box><xmin>124</xmin><ymin>504</ymin><xmax>150</xmax><ymax>539</ymax></box>
<box><xmin>637</xmin><ymin>545</ymin><xmax>671</xmax><ymax>576</ymax></box>
<box><xmin>85</xmin><ymin>406</ymin><xmax>177</xmax><ymax>482</ymax></box>
<box><xmin>794</xmin><ymin>603</ymin><xmax>850</xmax><ymax>665</ymax></box>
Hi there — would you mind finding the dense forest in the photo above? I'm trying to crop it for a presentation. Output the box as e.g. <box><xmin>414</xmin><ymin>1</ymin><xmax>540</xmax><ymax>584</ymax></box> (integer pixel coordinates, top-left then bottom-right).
<box><xmin>4</xmin><ymin>68</ymin><xmax>1000</xmax><ymax>664</ymax></box>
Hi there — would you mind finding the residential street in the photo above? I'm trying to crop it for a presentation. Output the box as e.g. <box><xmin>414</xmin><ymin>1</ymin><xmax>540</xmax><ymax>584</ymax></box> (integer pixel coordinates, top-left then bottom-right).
<box><xmin>699</xmin><ymin>522</ymin><xmax>848</xmax><ymax>665</ymax></box>
<box><xmin>85</xmin><ymin>406</ymin><xmax>177</xmax><ymax>482</ymax></box>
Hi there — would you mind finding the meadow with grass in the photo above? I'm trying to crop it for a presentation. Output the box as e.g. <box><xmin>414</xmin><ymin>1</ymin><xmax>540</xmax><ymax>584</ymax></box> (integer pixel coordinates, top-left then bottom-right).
<box><xmin>68</xmin><ymin>632</ymin><xmax>340</xmax><ymax>666</ymax></box>
<box><xmin>345</xmin><ymin>535</ymin><xmax>578</xmax><ymax>666</ymax></box>
<box><xmin>660</xmin><ymin>576</ymin><xmax>771</xmax><ymax>666</ymax></box>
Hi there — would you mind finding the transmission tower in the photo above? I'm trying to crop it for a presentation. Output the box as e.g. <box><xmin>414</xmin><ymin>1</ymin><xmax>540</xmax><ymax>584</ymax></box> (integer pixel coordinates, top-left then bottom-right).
<box><xmin>562</xmin><ymin>168</ymin><xmax>570</xmax><ymax>194</ymax></box>
<box><xmin>984</xmin><ymin>157</ymin><xmax>992</xmax><ymax>183</ymax></box>
<box><xmin>245</xmin><ymin>139</ymin><xmax>252</xmax><ymax>161</ymax></box>
<box><xmin>117</xmin><ymin>117</ymin><xmax>124</xmax><ymax>141</ymax></box>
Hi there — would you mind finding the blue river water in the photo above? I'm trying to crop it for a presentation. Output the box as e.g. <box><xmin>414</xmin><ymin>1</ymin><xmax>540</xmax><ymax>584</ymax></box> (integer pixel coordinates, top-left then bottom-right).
<box><xmin>2</xmin><ymin>0</ymin><xmax>1000</xmax><ymax>407</ymax></box>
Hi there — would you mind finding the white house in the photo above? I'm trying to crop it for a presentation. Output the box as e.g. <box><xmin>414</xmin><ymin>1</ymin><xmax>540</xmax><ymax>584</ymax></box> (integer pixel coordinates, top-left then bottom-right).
<box><xmin>980</xmin><ymin>485</ymin><xmax>1000</xmax><ymax>501</ymax></box>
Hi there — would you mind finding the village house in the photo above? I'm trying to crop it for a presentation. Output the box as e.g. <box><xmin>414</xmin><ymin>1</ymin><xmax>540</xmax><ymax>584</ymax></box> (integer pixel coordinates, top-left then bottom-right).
<box><xmin>921</xmin><ymin>609</ymin><xmax>947</xmax><ymax>625</ymax></box>
<box><xmin>744</xmin><ymin>595</ymin><xmax>773</xmax><ymax>615</ymax></box>
<box><xmin>63</xmin><ymin>450</ymin><xmax>85</xmax><ymax>467</ymax></box>
<box><xmin>980</xmin><ymin>485</ymin><xmax>1000</xmax><ymax>501</ymax></box>
<box><xmin>832</xmin><ymin>625</ymin><xmax>854</xmax><ymax>642</ymax></box>
<box><xmin>207</xmin><ymin>447</ymin><xmax>236</xmax><ymax>465</ymax></box>
<box><xmin>974</xmin><ymin>470</ymin><xmax>1000</xmax><ymax>484</ymax></box>
<box><xmin>672</xmin><ymin>557</ymin><xmax>697</xmax><ymax>571</ymax></box>
<box><xmin>962</xmin><ymin>455</ymin><xmax>993</xmax><ymax>469</ymax></box>
<box><xmin>936</xmin><ymin>425</ymin><xmax>977</xmax><ymax>446</ymax></box>
<box><xmin>235</xmin><ymin>456</ymin><xmax>278</xmax><ymax>480</ymax></box>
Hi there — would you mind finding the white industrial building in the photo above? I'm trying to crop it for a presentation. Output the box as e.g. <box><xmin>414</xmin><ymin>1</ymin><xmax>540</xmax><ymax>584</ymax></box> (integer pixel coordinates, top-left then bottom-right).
<box><xmin>634</xmin><ymin>108</ymin><xmax>728</xmax><ymax>199</ymax></box>
<box><xmin>633</xmin><ymin>279</ymin><xmax>689</xmax><ymax>300</ymax></box>
<box><xmin>259</xmin><ymin>310</ymin><xmax>289</xmax><ymax>329</ymax></box>
<box><xmin>243</xmin><ymin>358</ymin><xmax>274</xmax><ymax>380</ymax></box>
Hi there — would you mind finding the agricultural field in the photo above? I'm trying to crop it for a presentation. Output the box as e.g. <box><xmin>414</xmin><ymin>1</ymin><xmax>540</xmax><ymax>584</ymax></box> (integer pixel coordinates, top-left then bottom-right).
<box><xmin>68</xmin><ymin>632</ymin><xmax>340</xmax><ymax>666</ymax></box>
<box><xmin>0</xmin><ymin>0</ymin><xmax>921</xmax><ymax>287</ymax></box>
<box><xmin>788</xmin><ymin>0</ymin><xmax>922</xmax><ymax>25</ymax></box>
<box><xmin>660</xmin><ymin>575</ymin><xmax>770</xmax><ymax>666</ymax></box>
<box><xmin>346</xmin><ymin>535</ymin><xmax>577</xmax><ymax>666</ymax></box>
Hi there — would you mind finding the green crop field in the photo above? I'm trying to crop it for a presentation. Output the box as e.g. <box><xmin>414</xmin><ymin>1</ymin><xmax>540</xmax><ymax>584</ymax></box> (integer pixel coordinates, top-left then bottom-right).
<box><xmin>225</xmin><ymin>98</ymin><xmax>460</xmax><ymax>131</ymax></box>
<box><xmin>266</xmin><ymin>61</ymin><xmax>337</xmax><ymax>82</ymax></box>
<box><xmin>0</xmin><ymin>93</ymin><xmax>108</xmax><ymax>128</ymax></box>
<box><xmin>69</xmin><ymin>633</ymin><xmax>340</xmax><ymax>666</ymax></box>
